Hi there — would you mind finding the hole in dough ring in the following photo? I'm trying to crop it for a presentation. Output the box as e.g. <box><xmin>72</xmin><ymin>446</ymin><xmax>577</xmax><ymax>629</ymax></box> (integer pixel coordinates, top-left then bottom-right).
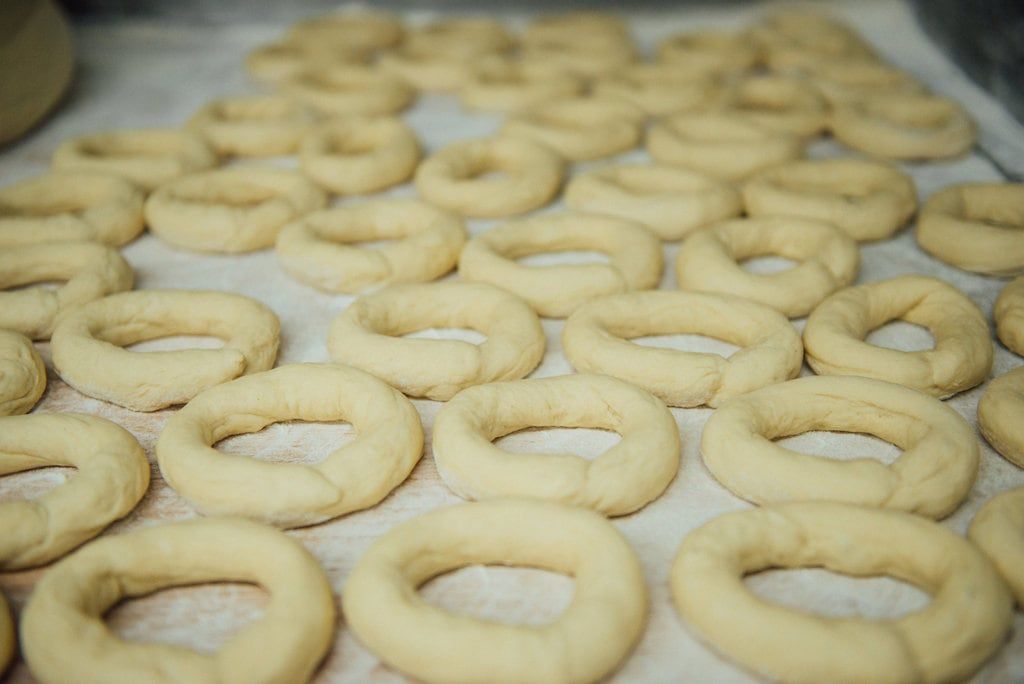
<box><xmin>157</xmin><ymin>363</ymin><xmax>422</xmax><ymax>528</ymax></box>
<box><xmin>283</xmin><ymin>65</ymin><xmax>415</xmax><ymax>116</ymax></box>
<box><xmin>0</xmin><ymin>330</ymin><xmax>45</xmax><ymax>417</ymax></box>
<box><xmin>0</xmin><ymin>413</ymin><xmax>149</xmax><ymax>570</ymax></box>
<box><xmin>21</xmin><ymin>517</ymin><xmax>336</xmax><ymax>684</ymax></box>
<box><xmin>187</xmin><ymin>95</ymin><xmax>316</xmax><ymax>157</ymax></box>
<box><xmin>710</xmin><ymin>75</ymin><xmax>828</xmax><ymax>138</ymax></box>
<box><xmin>0</xmin><ymin>172</ymin><xmax>145</xmax><ymax>247</ymax></box>
<box><xmin>433</xmin><ymin>374</ymin><xmax>679</xmax><ymax>516</ymax></box>
<box><xmin>675</xmin><ymin>217</ymin><xmax>860</xmax><ymax>318</ymax></box>
<box><xmin>459</xmin><ymin>212</ymin><xmax>663</xmax><ymax>318</ymax></box>
<box><xmin>276</xmin><ymin>199</ymin><xmax>465</xmax><ymax>293</ymax></box>
<box><xmin>299</xmin><ymin>117</ymin><xmax>420</xmax><ymax>195</ymax></box>
<box><xmin>459</xmin><ymin>59</ymin><xmax>584</xmax><ymax>113</ymax></box>
<box><xmin>742</xmin><ymin>158</ymin><xmax>917</xmax><ymax>242</ymax></box>
<box><xmin>802</xmin><ymin>275</ymin><xmax>992</xmax><ymax>398</ymax></box>
<box><xmin>328</xmin><ymin>282</ymin><xmax>545</xmax><ymax>401</ymax></box>
<box><xmin>414</xmin><ymin>137</ymin><xmax>564</xmax><ymax>218</ymax></box>
<box><xmin>978</xmin><ymin>367</ymin><xmax>1024</xmax><ymax>469</ymax></box>
<box><xmin>656</xmin><ymin>30</ymin><xmax>760</xmax><ymax>76</ymax></box>
<box><xmin>501</xmin><ymin>97</ymin><xmax>646</xmax><ymax>162</ymax></box>
<box><xmin>916</xmin><ymin>183</ymin><xmax>1024</xmax><ymax>276</ymax></box>
<box><xmin>969</xmin><ymin>486</ymin><xmax>1024</xmax><ymax>606</ymax></box>
<box><xmin>996</xmin><ymin>276</ymin><xmax>1024</xmax><ymax>356</ymax></box>
<box><xmin>562</xmin><ymin>290</ymin><xmax>803</xmax><ymax>408</ymax></box>
<box><xmin>52</xmin><ymin>128</ymin><xmax>218</xmax><ymax>192</ymax></box>
<box><xmin>702</xmin><ymin>375</ymin><xmax>978</xmax><ymax>518</ymax></box>
<box><xmin>144</xmin><ymin>167</ymin><xmax>327</xmax><ymax>254</ymax></box>
<box><xmin>592</xmin><ymin>64</ymin><xmax>717</xmax><ymax>117</ymax></box>
<box><xmin>564</xmin><ymin>163</ymin><xmax>741</xmax><ymax>241</ymax></box>
<box><xmin>341</xmin><ymin>498</ymin><xmax>647</xmax><ymax>684</ymax></box>
<box><xmin>0</xmin><ymin>242</ymin><xmax>134</xmax><ymax>340</ymax></box>
<box><xmin>671</xmin><ymin>501</ymin><xmax>1013</xmax><ymax>684</ymax></box>
<box><xmin>51</xmin><ymin>289</ymin><xmax>280</xmax><ymax>412</ymax></box>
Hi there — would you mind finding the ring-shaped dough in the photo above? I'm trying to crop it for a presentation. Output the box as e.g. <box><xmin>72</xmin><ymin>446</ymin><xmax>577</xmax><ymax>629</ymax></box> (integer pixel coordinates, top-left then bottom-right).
<box><xmin>52</xmin><ymin>128</ymin><xmax>218</xmax><ymax>191</ymax></box>
<box><xmin>342</xmin><ymin>498</ymin><xmax>647</xmax><ymax>684</ymax></box>
<box><xmin>593</xmin><ymin>64</ymin><xmax>717</xmax><ymax>116</ymax></box>
<box><xmin>459</xmin><ymin>59</ymin><xmax>585</xmax><ymax>113</ymax></box>
<box><xmin>144</xmin><ymin>167</ymin><xmax>326</xmax><ymax>253</ymax></box>
<box><xmin>969</xmin><ymin>487</ymin><xmax>1024</xmax><ymax>605</ymax></box>
<box><xmin>675</xmin><ymin>217</ymin><xmax>860</xmax><ymax>318</ymax></box>
<box><xmin>562</xmin><ymin>290</ymin><xmax>803</xmax><ymax>408</ymax></box>
<box><xmin>501</xmin><ymin>97</ymin><xmax>645</xmax><ymax>162</ymax></box>
<box><xmin>299</xmin><ymin>117</ymin><xmax>420</xmax><ymax>195</ymax></box>
<box><xmin>51</xmin><ymin>289</ymin><xmax>280</xmax><ymax>411</ymax></box>
<box><xmin>187</xmin><ymin>95</ymin><xmax>316</xmax><ymax>157</ymax></box>
<box><xmin>21</xmin><ymin>517</ymin><xmax>335</xmax><ymax>684</ymax></box>
<box><xmin>458</xmin><ymin>212</ymin><xmax>663</xmax><ymax>318</ymax></box>
<box><xmin>996</xmin><ymin>277</ymin><xmax>1024</xmax><ymax>355</ymax></box>
<box><xmin>433</xmin><ymin>374</ymin><xmax>679</xmax><ymax>516</ymax></box>
<box><xmin>801</xmin><ymin>59</ymin><xmax>925</xmax><ymax>106</ymax></box>
<box><xmin>283</xmin><ymin>65</ymin><xmax>415</xmax><ymax>116</ymax></box>
<box><xmin>709</xmin><ymin>75</ymin><xmax>828</xmax><ymax>137</ymax></box>
<box><xmin>404</xmin><ymin>19</ymin><xmax>512</xmax><ymax>58</ymax></box>
<box><xmin>522</xmin><ymin>11</ymin><xmax>629</xmax><ymax>46</ymax></box>
<box><xmin>701</xmin><ymin>375</ymin><xmax>978</xmax><ymax>518</ymax></box>
<box><xmin>0</xmin><ymin>330</ymin><xmax>45</xmax><ymax>416</ymax></box>
<box><xmin>656</xmin><ymin>30</ymin><xmax>760</xmax><ymax>76</ymax></box>
<box><xmin>742</xmin><ymin>158</ymin><xmax>918</xmax><ymax>242</ymax></box>
<box><xmin>245</xmin><ymin>40</ymin><xmax>366</xmax><ymax>84</ymax></box>
<box><xmin>288</xmin><ymin>11</ymin><xmax>403</xmax><ymax>53</ymax></box>
<box><xmin>0</xmin><ymin>172</ymin><xmax>144</xmax><ymax>247</ymax></box>
<box><xmin>276</xmin><ymin>199</ymin><xmax>465</xmax><ymax>293</ymax></box>
<box><xmin>978</xmin><ymin>367</ymin><xmax>1024</xmax><ymax>468</ymax></box>
<box><xmin>803</xmin><ymin>275</ymin><xmax>993</xmax><ymax>398</ymax></box>
<box><xmin>0</xmin><ymin>242</ymin><xmax>134</xmax><ymax>340</ymax></box>
<box><xmin>671</xmin><ymin>501</ymin><xmax>1013</xmax><ymax>684</ymax></box>
<box><xmin>414</xmin><ymin>137</ymin><xmax>564</xmax><ymax>218</ymax></box>
<box><xmin>0</xmin><ymin>413</ymin><xmax>149</xmax><ymax>570</ymax></box>
<box><xmin>916</xmin><ymin>183</ymin><xmax>1024</xmax><ymax>276</ymax></box>
<box><xmin>753</xmin><ymin>12</ymin><xmax>876</xmax><ymax>71</ymax></box>
<box><xmin>519</xmin><ymin>39</ymin><xmax>637</xmax><ymax>80</ymax></box>
<box><xmin>328</xmin><ymin>282</ymin><xmax>544</xmax><ymax>401</ymax></box>
<box><xmin>158</xmin><ymin>363</ymin><xmax>422</xmax><ymax>528</ymax></box>
<box><xmin>378</xmin><ymin>47</ymin><xmax>476</xmax><ymax>93</ymax></box>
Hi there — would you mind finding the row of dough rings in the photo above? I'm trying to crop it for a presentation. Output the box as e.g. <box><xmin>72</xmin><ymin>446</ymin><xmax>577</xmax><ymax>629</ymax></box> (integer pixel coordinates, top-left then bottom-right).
<box><xmin>144</xmin><ymin>167</ymin><xmax>326</xmax><ymax>253</ymax></box>
<box><xmin>22</xmin><ymin>517</ymin><xmax>335</xmax><ymax>684</ymax></box>
<box><xmin>563</xmin><ymin>291</ymin><xmax>802</xmax><ymax>408</ymax></box>
<box><xmin>798</xmin><ymin>58</ymin><xmax>925</xmax><ymax>107</ymax></box>
<box><xmin>282</xmin><ymin>65</ymin><xmax>415</xmax><ymax>116</ymax></box>
<box><xmin>0</xmin><ymin>242</ymin><xmax>133</xmax><ymax>340</ymax></box>
<box><xmin>646</xmin><ymin>112</ymin><xmax>805</xmax><ymax>181</ymax></box>
<box><xmin>672</xmin><ymin>501</ymin><xmax>1013</xmax><ymax>684</ymax></box>
<box><xmin>414</xmin><ymin>136</ymin><xmax>564</xmax><ymax>218</ymax></box>
<box><xmin>675</xmin><ymin>217</ymin><xmax>860</xmax><ymax>318</ymax></box>
<box><xmin>157</xmin><ymin>363</ymin><xmax>423</xmax><ymax>528</ymax></box>
<box><xmin>978</xmin><ymin>367</ymin><xmax>1024</xmax><ymax>468</ymax></box>
<box><xmin>52</xmin><ymin>128</ymin><xmax>217</xmax><ymax>191</ymax></box>
<box><xmin>803</xmin><ymin>274</ymin><xmax>993</xmax><ymax>398</ymax></box>
<box><xmin>458</xmin><ymin>212</ymin><xmax>663</xmax><ymax>318</ymax></box>
<box><xmin>501</xmin><ymin>96</ymin><xmax>646</xmax><ymax>162</ymax></box>
<box><xmin>656</xmin><ymin>30</ymin><xmax>759</xmax><ymax>76</ymax></box>
<box><xmin>0</xmin><ymin>172</ymin><xmax>145</xmax><ymax>247</ymax></box>
<box><xmin>0</xmin><ymin>413</ymin><xmax>149</xmax><ymax>570</ymax></box>
<box><xmin>342</xmin><ymin>498</ymin><xmax>646</xmax><ymax>684</ymax></box>
<box><xmin>187</xmin><ymin>94</ymin><xmax>316</xmax><ymax>157</ymax></box>
<box><xmin>287</xmin><ymin>10</ymin><xmax>403</xmax><ymax>53</ymax></box>
<box><xmin>917</xmin><ymin>182</ymin><xmax>1024</xmax><ymax>276</ymax></box>
<box><xmin>522</xmin><ymin>10</ymin><xmax>630</xmax><ymax>45</ymax></box>
<box><xmin>518</xmin><ymin>38</ymin><xmax>637</xmax><ymax>80</ymax></box>
<box><xmin>0</xmin><ymin>330</ymin><xmax>45</xmax><ymax>416</ymax></box>
<box><xmin>753</xmin><ymin>12</ymin><xmax>877</xmax><ymax>71</ymax></box>
<box><xmin>970</xmin><ymin>487</ymin><xmax>1024</xmax><ymax>605</ymax></box>
<box><xmin>742</xmin><ymin>157</ymin><xmax>918</xmax><ymax>242</ymax></box>
<box><xmin>246</xmin><ymin>40</ymin><xmax>367</xmax><ymax>84</ymax></box>
<box><xmin>592</xmin><ymin>63</ymin><xmax>717</xmax><ymax>117</ymax></box>
<box><xmin>276</xmin><ymin>199</ymin><xmax>465</xmax><ymax>293</ymax></box>
<box><xmin>996</xmin><ymin>276</ymin><xmax>1024</xmax><ymax>355</ymax></box>
<box><xmin>51</xmin><ymin>289</ymin><xmax>280</xmax><ymax>411</ymax></box>
<box><xmin>299</xmin><ymin>116</ymin><xmax>420</xmax><ymax>195</ymax></box>
<box><xmin>705</xmin><ymin>75</ymin><xmax>828</xmax><ymax>138</ymax></box>
<box><xmin>328</xmin><ymin>282</ymin><xmax>544</xmax><ymax>401</ymax></box>
<box><xmin>403</xmin><ymin>18</ymin><xmax>513</xmax><ymax>57</ymax></box>
<box><xmin>433</xmin><ymin>374</ymin><xmax>679</xmax><ymax>516</ymax></box>
<box><xmin>458</xmin><ymin>59</ymin><xmax>585</xmax><ymax>113</ymax></box>
<box><xmin>702</xmin><ymin>375</ymin><xmax>978</xmax><ymax>518</ymax></box>
<box><xmin>378</xmin><ymin>46</ymin><xmax>478</xmax><ymax>93</ymax></box>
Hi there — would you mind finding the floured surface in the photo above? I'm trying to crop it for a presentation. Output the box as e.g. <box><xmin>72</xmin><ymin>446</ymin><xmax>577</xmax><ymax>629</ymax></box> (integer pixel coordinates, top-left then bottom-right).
<box><xmin>2</xmin><ymin>1</ymin><xmax>1024</xmax><ymax>682</ymax></box>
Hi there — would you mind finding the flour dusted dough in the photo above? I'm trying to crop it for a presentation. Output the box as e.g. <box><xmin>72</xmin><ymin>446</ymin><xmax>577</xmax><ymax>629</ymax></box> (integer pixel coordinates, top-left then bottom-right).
<box><xmin>970</xmin><ymin>486</ymin><xmax>1024</xmax><ymax>605</ymax></box>
<box><xmin>299</xmin><ymin>117</ymin><xmax>420</xmax><ymax>195</ymax></box>
<box><xmin>978</xmin><ymin>366</ymin><xmax>1024</xmax><ymax>468</ymax></box>
<box><xmin>0</xmin><ymin>330</ymin><xmax>45</xmax><ymax>417</ymax></box>
<box><xmin>996</xmin><ymin>276</ymin><xmax>1024</xmax><ymax>355</ymax></box>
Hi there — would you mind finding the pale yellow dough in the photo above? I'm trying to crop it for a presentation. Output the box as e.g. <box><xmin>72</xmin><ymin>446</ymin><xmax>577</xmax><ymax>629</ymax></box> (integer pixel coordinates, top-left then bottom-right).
<box><xmin>245</xmin><ymin>40</ymin><xmax>366</xmax><ymax>84</ymax></box>
<box><xmin>188</xmin><ymin>95</ymin><xmax>316</xmax><ymax>157</ymax></box>
<box><xmin>501</xmin><ymin>97</ymin><xmax>646</xmax><ymax>161</ymax></box>
<box><xmin>996</xmin><ymin>276</ymin><xmax>1024</xmax><ymax>355</ymax></box>
<box><xmin>21</xmin><ymin>517</ymin><xmax>336</xmax><ymax>684</ymax></box>
<box><xmin>709</xmin><ymin>75</ymin><xmax>828</xmax><ymax>138</ymax></box>
<box><xmin>0</xmin><ymin>329</ymin><xmax>45</xmax><ymax>416</ymax></box>
<box><xmin>287</xmin><ymin>11</ymin><xmax>402</xmax><ymax>53</ymax></box>
<box><xmin>403</xmin><ymin>18</ymin><xmax>511</xmax><ymax>58</ymax></box>
<box><xmin>283</xmin><ymin>65</ymin><xmax>415</xmax><ymax>116</ymax></box>
<box><xmin>433</xmin><ymin>374</ymin><xmax>679</xmax><ymax>516</ymax></box>
<box><xmin>0</xmin><ymin>413</ymin><xmax>149</xmax><ymax>570</ymax></box>
<box><xmin>969</xmin><ymin>486</ymin><xmax>1024</xmax><ymax>605</ymax></box>
<box><xmin>299</xmin><ymin>117</ymin><xmax>420</xmax><ymax>195</ymax></box>
<box><xmin>977</xmin><ymin>366</ymin><xmax>1024</xmax><ymax>468</ymax></box>
<box><xmin>800</xmin><ymin>59</ymin><xmax>925</xmax><ymax>107</ymax></box>
<box><xmin>459</xmin><ymin>59</ymin><xmax>584</xmax><ymax>113</ymax></box>
<box><xmin>656</xmin><ymin>30</ymin><xmax>759</xmax><ymax>76</ymax></box>
<box><xmin>592</xmin><ymin>64</ymin><xmax>716</xmax><ymax>117</ymax></box>
<box><xmin>342</xmin><ymin>498</ymin><xmax>647</xmax><ymax>684</ymax></box>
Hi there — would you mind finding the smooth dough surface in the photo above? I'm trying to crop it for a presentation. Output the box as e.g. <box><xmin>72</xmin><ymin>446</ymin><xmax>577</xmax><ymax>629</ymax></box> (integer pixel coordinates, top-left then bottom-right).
<box><xmin>996</xmin><ymin>276</ymin><xmax>1024</xmax><ymax>356</ymax></box>
<box><xmin>283</xmin><ymin>65</ymin><xmax>414</xmax><ymax>116</ymax></box>
<box><xmin>188</xmin><ymin>95</ymin><xmax>315</xmax><ymax>157</ymax></box>
<box><xmin>501</xmin><ymin>97</ymin><xmax>645</xmax><ymax>161</ymax></box>
<box><xmin>977</xmin><ymin>366</ymin><xmax>1024</xmax><ymax>468</ymax></box>
<box><xmin>459</xmin><ymin>59</ymin><xmax>584</xmax><ymax>113</ymax></box>
<box><xmin>593</xmin><ymin>63</ymin><xmax>718</xmax><ymax>116</ymax></box>
<box><xmin>0</xmin><ymin>329</ymin><xmax>45</xmax><ymax>416</ymax></box>
<box><xmin>969</xmin><ymin>486</ymin><xmax>1024</xmax><ymax>606</ymax></box>
<box><xmin>299</xmin><ymin>116</ymin><xmax>420</xmax><ymax>195</ymax></box>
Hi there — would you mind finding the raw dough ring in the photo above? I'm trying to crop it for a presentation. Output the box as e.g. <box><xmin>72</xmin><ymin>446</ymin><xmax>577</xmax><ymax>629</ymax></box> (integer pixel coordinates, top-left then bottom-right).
<box><xmin>458</xmin><ymin>212</ymin><xmax>663</xmax><ymax>318</ymax></box>
<box><xmin>283</xmin><ymin>65</ymin><xmax>415</xmax><ymax>116</ymax></box>
<box><xmin>378</xmin><ymin>47</ymin><xmax>475</xmax><ymax>93</ymax></box>
<box><xmin>0</xmin><ymin>329</ymin><xmax>45</xmax><ymax>416</ymax></box>
<box><xmin>656</xmin><ymin>30</ymin><xmax>759</xmax><ymax>76</ymax></box>
<box><xmin>0</xmin><ymin>171</ymin><xmax>145</xmax><ymax>247</ymax></box>
<box><xmin>144</xmin><ymin>167</ymin><xmax>326</xmax><ymax>253</ymax></box>
<box><xmin>328</xmin><ymin>282</ymin><xmax>545</xmax><ymax>401</ymax></box>
<box><xmin>564</xmin><ymin>163</ymin><xmax>741</xmax><ymax>241</ymax></box>
<box><xmin>916</xmin><ymin>183</ymin><xmax>1024</xmax><ymax>276</ymax></box>
<box><xmin>51</xmin><ymin>289</ymin><xmax>280</xmax><ymax>411</ymax></box>
<box><xmin>711</xmin><ymin>75</ymin><xmax>828</xmax><ymax>137</ymax></box>
<box><xmin>245</xmin><ymin>40</ymin><xmax>365</xmax><ymax>84</ymax></box>
<box><xmin>299</xmin><ymin>117</ymin><xmax>420</xmax><ymax>195</ymax></box>
<box><xmin>742</xmin><ymin>158</ymin><xmax>918</xmax><ymax>242</ymax></box>
<box><xmin>52</xmin><ymin>128</ymin><xmax>218</xmax><ymax>191</ymax></box>
<box><xmin>969</xmin><ymin>486</ymin><xmax>1024</xmax><ymax>605</ymax></box>
<box><xmin>342</xmin><ymin>498</ymin><xmax>647</xmax><ymax>684</ymax></box>
<box><xmin>675</xmin><ymin>217</ymin><xmax>860</xmax><ymax>318</ymax></box>
<box><xmin>501</xmin><ymin>97</ymin><xmax>646</xmax><ymax>162</ymax></box>
<box><xmin>276</xmin><ymin>199</ymin><xmax>466</xmax><ymax>293</ymax></box>
<box><xmin>803</xmin><ymin>275</ymin><xmax>993</xmax><ymax>398</ymax></box>
<box><xmin>562</xmin><ymin>290</ymin><xmax>803</xmax><ymax>408</ymax></box>
<box><xmin>21</xmin><ymin>517</ymin><xmax>335</xmax><ymax>684</ymax></box>
<box><xmin>671</xmin><ymin>501</ymin><xmax>1013</xmax><ymax>684</ymax></box>
<box><xmin>187</xmin><ymin>95</ymin><xmax>316</xmax><ymax>157</ymax></box>
<box><xmin>158</xmin><ymin>363</ymin><xmax>423</xmax><ymax>528</ymax></box>
<box><xmin>0</xmin><ymin>242</ymin><xmax>134</xmax><ymax>340</ymax></box>
<box><xmin>0</xmin><ymin>413</ymin><xmax>149</xmax><ymax>570</ymax></box>
<box><xmin>459</xmin><ymin>59</ymin><xmax>584</xmax><ymax>113</ymax></box>
<box><xmin>978</xmin><ymin>367</ymin><xmax>1024</xmax><ymax>468</ymax></box>
<box><xmin>592</xmin><ymin>64</ymin><xmax>716</xmax><ymax>117</ymax></box>
<box><xmin>433</xmin><ymin>373</ymin><xmax>679</xmax><ymax>516</ymax></box>
<box><xmin>702</xmin><ymin>375</ymin><xmax>978</xmax><ymax>518</ymax></box>
<box><xmin>414</xmin><ymin>137</ymin><xmax>564</xmax><ymax>218</ymax></box>
<box><xmin>996</xmin><ymin>276</ymin><xmax>1024</xmax><ymax>355</ymax></box>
